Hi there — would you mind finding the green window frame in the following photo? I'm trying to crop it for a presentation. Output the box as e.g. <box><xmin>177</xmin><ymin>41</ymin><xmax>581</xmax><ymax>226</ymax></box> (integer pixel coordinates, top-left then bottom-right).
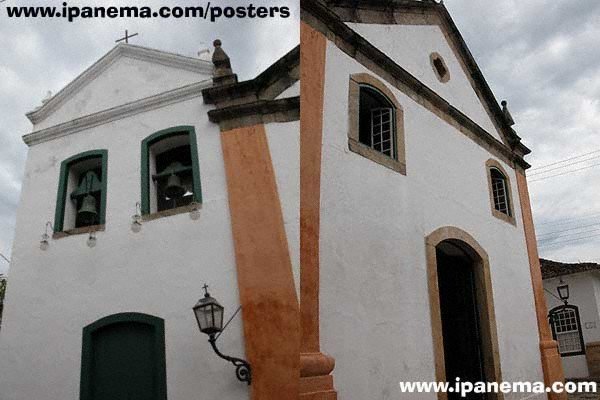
<box><xmin>141</xmin><ymin>126</ymin><xmax>202</xmax><ymax>215</ymax></box>
<box><xmin>80</xmin><ymin>312</ymin><xmax>167</xmax><ymax>400</ymax></box>
<box><xmin>54</xmin><ymin>149</ymin><xmax>108</xmax><ymax>232</ymax></box>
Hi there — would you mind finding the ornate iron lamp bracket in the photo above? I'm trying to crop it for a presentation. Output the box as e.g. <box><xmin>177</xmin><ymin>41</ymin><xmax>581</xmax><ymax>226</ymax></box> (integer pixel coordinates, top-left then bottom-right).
<box><xmin>208</xmin><ymin>334</ymin><xmax>251</xmax><ymax>385</ymax></box>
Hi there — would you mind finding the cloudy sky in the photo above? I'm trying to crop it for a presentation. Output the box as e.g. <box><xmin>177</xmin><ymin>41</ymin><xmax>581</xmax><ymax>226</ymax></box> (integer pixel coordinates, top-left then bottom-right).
<box><xmin>1</xmin><ymin>0</ymin><xmax>599</xmax><ymax>275</ymax></box>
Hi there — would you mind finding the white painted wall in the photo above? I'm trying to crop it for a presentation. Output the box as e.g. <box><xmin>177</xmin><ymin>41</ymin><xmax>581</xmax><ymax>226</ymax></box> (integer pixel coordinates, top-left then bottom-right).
<box><xmin>318</xmin><ymin>40</ymin><xmax>544</xmax><ymax>400</ymax></box>
<box><xmin>266</xmin><ymin>121</ymin><xmax>301</xmax><ymax>295</ymax></box>
<box><xmin>0</xmin><ymin>77</ymin><xmax>249</xmax><ymax>399</ymax></box>
<box><xmin>543</xmin><ymin>272</ymin><xmax>600</xmax><ymax>378</ymax></box>
<box><xmin>37</xmin><ymin>55</ymin><xmax>209</xmax><ymax>131</ymax></box>
<box><xmin>348</xmin><ymin>22</ymin><xmax>506</xmax><ymax>145</ymax></box>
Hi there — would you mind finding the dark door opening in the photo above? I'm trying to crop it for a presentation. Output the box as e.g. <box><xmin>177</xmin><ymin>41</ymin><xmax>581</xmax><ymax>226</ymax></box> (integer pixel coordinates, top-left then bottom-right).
<box><xmin>81</xmin><ymin>313</ymin><xmax>167</xmax><ymax>400</ymax></box>
<box><xmin>437</xmin><ymin>242</ymin><xmax>486</xmax><ymax>400</ymax></box>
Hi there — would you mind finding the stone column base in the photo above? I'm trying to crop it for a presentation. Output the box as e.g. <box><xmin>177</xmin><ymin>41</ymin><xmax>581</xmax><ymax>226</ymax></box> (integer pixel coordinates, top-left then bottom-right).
<box><xmin>540</xmin><ymin>340</ymin><xmax>567</xmax><ymax>400</ymax></box>
<box><xmin>300</xmin><ymin>352</ymin><xmax>337</xmax><ymax>399</ymax></box>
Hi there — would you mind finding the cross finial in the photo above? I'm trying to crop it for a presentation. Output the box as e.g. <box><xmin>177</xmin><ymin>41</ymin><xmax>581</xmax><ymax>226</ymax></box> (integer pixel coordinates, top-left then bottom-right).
<box><xmin>202</xmin><ymin>283</ymin><xmax>210</xmax><ymax>297</ymax></box>
<box><xmin>115</xmin><ymin>29</ymin><xmax>139</xmax><ymax>44</ymax></box>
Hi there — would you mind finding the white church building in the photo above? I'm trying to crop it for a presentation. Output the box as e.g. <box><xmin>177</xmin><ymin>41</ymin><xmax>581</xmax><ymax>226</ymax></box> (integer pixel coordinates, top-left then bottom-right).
<box><xmin>1</xmin><ymin>1</ymin><xmax>568</xmax><ymax>400</ymax></box>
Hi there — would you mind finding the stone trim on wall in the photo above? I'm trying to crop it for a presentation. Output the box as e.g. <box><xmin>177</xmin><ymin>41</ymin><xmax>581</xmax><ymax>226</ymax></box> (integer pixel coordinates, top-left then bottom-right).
<box><xmin>220</xmin><ymin>123</ymin><xmax>300</xmax><ymax>399</ymax></box>
<box><xmin>426</xmin><ymin>226</ymin><xmax>503</xmax><ymax>400</ymax></box>
<box><xmin>516</xmin><ymin>170</ymin><xmax>567</xmax><ymax>399</ymax></box>
<box><xmin>299</xmin><ymin>21</ymin><xmax>338</xmax><ymax>399</ymax></box>
<box><xmin>207</xmin><ymin>97</ymin><xmax>299</xmax><ymax>131</ymax></box>
<box><xmin>430</xmin><ymin>52</ymin><xmax>450</xmax><ymax>83</ymax></box>
<box><xmin>313</xmin><ymin>0</ymin><xmax>529</xmax><ymax>154</ymax></box>
<box><xmin>348</xmin><ymin>73</ymin><xmax>407</xmax><ymax>175</ymax></box>
<box><xmin>485</xmin><ymin>159</ymin><xmax>517</xmax><ymax>226</ymax></box>
<box><xmin>301</xmin><ymin>0</ymin><xmax>531</xmax><ymax>170</ymax></box>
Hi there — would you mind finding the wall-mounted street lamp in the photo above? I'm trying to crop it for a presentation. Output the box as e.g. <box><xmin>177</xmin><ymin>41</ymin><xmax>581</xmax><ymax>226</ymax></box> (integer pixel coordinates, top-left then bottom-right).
<box><xmin>192</xmin><ymin>284</ymin><xmax>251</xmax><ymax>385</ymax></box>
<box><xmin>557</xmin><ymin>283</ymin><xmax>570</xmax><ymax>305</ymax></box>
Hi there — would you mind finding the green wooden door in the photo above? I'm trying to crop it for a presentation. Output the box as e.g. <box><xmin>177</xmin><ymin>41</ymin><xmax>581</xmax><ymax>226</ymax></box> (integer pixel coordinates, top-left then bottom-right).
<box><xmin>80</xmin><ymin>313</ymin><xmax>167</xmax><ymax>400</ymax></box>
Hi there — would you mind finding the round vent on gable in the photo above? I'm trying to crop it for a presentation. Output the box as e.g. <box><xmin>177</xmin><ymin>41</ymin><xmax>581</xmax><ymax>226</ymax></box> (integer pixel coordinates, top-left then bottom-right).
<box><xmin>430</xmin><ymin>52</ymin><xmax>450</xmax><ymax>83</ymax></box>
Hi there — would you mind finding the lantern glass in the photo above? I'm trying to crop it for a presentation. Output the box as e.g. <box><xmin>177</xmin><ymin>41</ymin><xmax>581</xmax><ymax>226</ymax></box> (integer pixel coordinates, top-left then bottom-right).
<box><xmin>193</xmin><ymin>295</ymin><xmax>224</xmax><ymax>335</ymax></box>
<box><xmin>557</xmin><ymin>284</ymin><xmax>569</xmax><ymax>302</ymax></box>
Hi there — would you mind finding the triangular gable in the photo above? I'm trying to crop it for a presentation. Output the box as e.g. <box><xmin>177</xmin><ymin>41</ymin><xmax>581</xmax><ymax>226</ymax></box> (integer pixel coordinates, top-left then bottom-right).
<box><xmin>27</xmin><ymin>44</ymin><xmax>213</xmax><ymax>129</ymax></box>
<box><xmin>317</xmin><ymin>0</ymin><xmax>529</xmax><ymax>154</ymax></box>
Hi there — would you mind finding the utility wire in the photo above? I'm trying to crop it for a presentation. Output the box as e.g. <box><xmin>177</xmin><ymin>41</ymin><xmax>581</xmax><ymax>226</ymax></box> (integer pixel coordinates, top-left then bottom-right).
<box><xmin>538</xmin><ymin>232</ymin><xmax>600</xmax><ymax>248</ymax></box>
<box><xmin>0</xmin><ymin>253</ymin><xmax>9</xmax><ymax>264</ymax></box>
<box><xmin>538</xmin><ymin>222</ymin><xmax>600</xmax><ymax>238</ymax></box>
<box><xmin>536</xmin><ymin>211</ymin><xmax>600</xmax><ymax>227</ymax></box>
<box><xmin>530</xmin><ymin>149</ymin><xmax>600</xmax><ymax>171</ymax></box>
<box><xmin>529</xmin><ymin>162</ymin><xmax>600</xmax><ymax>182</ymax></box>
<box><xmin>538</xmin><ymin>227</ymin><xmax>600</xmax><ymax>243</ymax></box>
<box><xmin>529</xmin><ymin>154</ymin><xmax>600</xmax><ymax>176</ymax></box>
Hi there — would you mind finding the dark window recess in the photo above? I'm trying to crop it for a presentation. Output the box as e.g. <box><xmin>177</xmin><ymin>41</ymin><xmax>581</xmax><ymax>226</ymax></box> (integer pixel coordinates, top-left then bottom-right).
<box><xmin>433</xmin><ymin>57</ymin><xmax>448</xmax><ymax>79</ymax></box>
<box><xmin>153</xmin><ymin>144</ymin><xmax>194</xmax><ymax>212</ymax></box>
<box><xmin>490</xmin><ymin>168</ymin><xmax>511</xmax><ymax>216</ymax></box>
<box><xmin>359</xmin><ymin>86</ymin><xmax>396</xmax><ymax>159</ymax></box>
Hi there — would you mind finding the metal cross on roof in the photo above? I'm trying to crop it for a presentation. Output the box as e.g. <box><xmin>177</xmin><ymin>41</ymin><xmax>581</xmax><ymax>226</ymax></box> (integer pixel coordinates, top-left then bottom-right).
<box><xmin>115</xmin><ymin>30</ymin><xmax>139</xmax><ymax>44</ymax></box>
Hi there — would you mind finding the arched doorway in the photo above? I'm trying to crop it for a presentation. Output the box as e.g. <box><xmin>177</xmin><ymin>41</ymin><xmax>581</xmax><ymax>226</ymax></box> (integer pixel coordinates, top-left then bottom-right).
<box><xmin>80</xmin><ymin>312</ymin><xmax>167</xmax><ymax>400</ymax></box>
<box><xmin>426</xmin><ymin>227</ymin><xmax>503</xmax><ymax>400</ymax></box>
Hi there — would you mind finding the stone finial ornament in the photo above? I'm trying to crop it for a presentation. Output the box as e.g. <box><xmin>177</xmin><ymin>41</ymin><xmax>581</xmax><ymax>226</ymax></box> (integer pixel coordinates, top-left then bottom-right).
<box><xmin>501</xmin><ymin>100</ymin><xmax>515</xmax><ymax>127</ymax></box>
<box><xmin>211</xmin><ymin>39</ymin><xmax>238</xmax><ymax>86</ymax></box>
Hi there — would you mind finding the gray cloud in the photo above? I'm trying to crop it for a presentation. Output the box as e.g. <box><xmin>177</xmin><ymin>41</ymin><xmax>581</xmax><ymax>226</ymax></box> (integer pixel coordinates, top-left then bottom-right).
<box><xmin>447</xmin><ymin>0</ymin><xmax>600</xmax><ymax>262</ymax></box>
<box><xmin>0</xmin><ymin>0</ymin><xmax>299</xmax><ymax>273</ymax></box>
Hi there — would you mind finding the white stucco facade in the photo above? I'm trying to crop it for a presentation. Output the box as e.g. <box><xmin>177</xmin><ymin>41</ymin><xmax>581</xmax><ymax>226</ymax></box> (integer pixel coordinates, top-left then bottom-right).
<box><xmin>544</xmin><ymin>272</ymin><xmax>600</xmax><ymax>378</ymax></box>
<box><xmin>0</xmin><ymin>48</ymin><xmax>252</xmax><ymax>400</ymax></box>
<box><xmin>317</xmin><ymin>27</ymin><xmax>545</xmax><ymax>400</ymax></box>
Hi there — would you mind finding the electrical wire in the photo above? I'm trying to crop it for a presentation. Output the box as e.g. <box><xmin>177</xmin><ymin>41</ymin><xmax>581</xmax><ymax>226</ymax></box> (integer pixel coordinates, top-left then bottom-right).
<box><xmin>529</xmin><ymin>149</ymin><xmax>600</xmax><ymax>172</ymax></box>
<box><xmin>0</xmin><ymin>253</ymin><xmax>9</xmax><ymax>264</ymax></box>
<box><xmin>538</xmin><ymin>227</ymin><xmax>600</xmax><ymax>243</ymax></box>
<box><xmin>536</xmin><ymin>211</ymin><xmax>600</xmax><ymax>227</ymax></box>
<box><xmin>538</xmin><ymin>232</ymin><xmax>600</xmax><ymax>248</ymax></box>
<box><xmin>537</xmin><ymin>222</ymin><xmax>600</xmax><ymax>238</ymax></box>
<box><xmin>529</xmin><ymin>161</ymin><xmax>600</xmax><ymax>182</ymax></box>
<box><xmin>529</xmin><ymin>154</ymin><xmax>600</xmax><ymax>176</ymax></box>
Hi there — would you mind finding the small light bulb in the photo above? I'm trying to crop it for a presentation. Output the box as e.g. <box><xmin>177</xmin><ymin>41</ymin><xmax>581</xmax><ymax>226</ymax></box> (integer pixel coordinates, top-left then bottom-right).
<box><xmin>87</xmin><ymin>233</ymin><xmax>97</xmax><ymax>248</ymax></box>
<box><xmin>131</xmin><ymin>215</ymin><xmax>142</xmax><ymax>233</ymax></box>
<box><xmin>131</xmin><ymin>221</ymin><xmax>142</xmax><ymax>233</ymax></box>
<box><xmin>40</xmin><ymin>240</ymin><xmax>49</xmax><ymax>251</ymax></box>
<box><xmin>190</xmin><ymin>202</ymin><xmax>201</xmax><ymax>220</ymax></box>
<box><xmin>40</xmin><ymin>233</ymin><xmax>50</xmax><ymax>251</ymax></box>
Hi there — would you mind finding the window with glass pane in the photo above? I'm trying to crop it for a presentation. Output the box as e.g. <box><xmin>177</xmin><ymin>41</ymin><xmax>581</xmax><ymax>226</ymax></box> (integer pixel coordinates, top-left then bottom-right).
<box><xmin>359</xmin><ymin>86</ymin><xmax>397</xmax><ymax>159</ymax></box>
<box><xmin>550</xmin><ymin>306</ymin><xmax>584</xmax><ymax>356</ymax></box>
<box><xmin>491</xmin><ymin>168</ymin><xmax>511</xmax><ymax>216</ymax></box>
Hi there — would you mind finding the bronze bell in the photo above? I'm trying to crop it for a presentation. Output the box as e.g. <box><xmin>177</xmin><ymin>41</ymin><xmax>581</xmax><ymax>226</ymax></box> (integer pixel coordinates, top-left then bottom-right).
<box><xmin>165</xmin><ymin>173</ymin><xmax>186</xmax><ymax>199</ymax></box>
<box><xmin>77</xmin><ymin>194</ymin><xmax>98</xmax><ymax>226</ymax></box>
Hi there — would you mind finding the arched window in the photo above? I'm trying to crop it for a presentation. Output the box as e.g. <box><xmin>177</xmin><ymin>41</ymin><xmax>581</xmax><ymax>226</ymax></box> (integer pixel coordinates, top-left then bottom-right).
<box><xmin>80</xmin><ymin>313</ymin><xmax>167</xmax><ymax>400</ymax></box>
<box><xmin>549</xmin><ymin>305</ymin><xmax>585</xmax><ymax>357</ymax></box>
<box><xmin>141</xmin><ymin>126</ymin><xmax>202</xmax><ymax>215</ymax></box>
<box><xmin>485</xmin><ymin>159</ymin><xmax>515</xmax><ymax>225</ymax></box>
<box><xmin>54</xmin><ymin>150</ymin><xmax>108</xmax><ymax>233</ymax></box>
<box><xmin>490</xmin><ymin>168</ymin><xmax>511</xmax><ymax>216</ymax></box>
<box><xmin>359</xmin><ymin>85</ymin><xmax>396</xmax><ymax>159</ymax></box>
<box><xmin>348</xmin><ymin>73</ymin><xmax>406</xmax><ymax>175</ymax></box>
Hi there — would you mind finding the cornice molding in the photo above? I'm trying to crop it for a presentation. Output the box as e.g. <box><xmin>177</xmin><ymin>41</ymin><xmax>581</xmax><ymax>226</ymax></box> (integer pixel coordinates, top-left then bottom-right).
<box><xmin>207</xmin><ymin>97</ymin><xmax>299</xmax><ymax>131</ymax></box>
<box><xmin>26</xmin><ymin>44</ymin><xmax>213</xmax><ymax>125</ymax></box>
<box><xmin>23</xmin><ymin>80</ymin><xmax>211</xmax><ymax>147</ymax></box>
